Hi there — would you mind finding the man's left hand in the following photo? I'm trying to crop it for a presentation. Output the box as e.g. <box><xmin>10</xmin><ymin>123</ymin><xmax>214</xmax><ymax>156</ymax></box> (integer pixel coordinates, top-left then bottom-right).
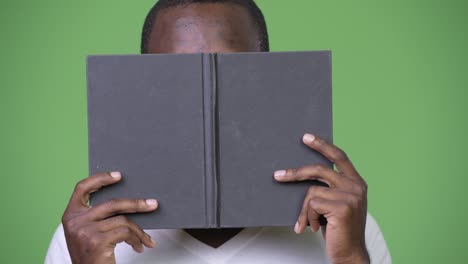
<box><xmin>274</xmin><ymin>133</ymin><xmax>370</xmax><ymax>264</ymax></box>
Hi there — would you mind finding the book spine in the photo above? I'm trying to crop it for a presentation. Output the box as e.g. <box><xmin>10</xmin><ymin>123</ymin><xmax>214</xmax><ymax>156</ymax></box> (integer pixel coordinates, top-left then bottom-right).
<box><xmin>203</xmin><ymin>53</ymin><xmax>219</xmax><ymax>228</ymax></box>
<box><xmin>213</xmin><ymin>53</ymin><xmax>220</xmax><ymax>228</ymax></box>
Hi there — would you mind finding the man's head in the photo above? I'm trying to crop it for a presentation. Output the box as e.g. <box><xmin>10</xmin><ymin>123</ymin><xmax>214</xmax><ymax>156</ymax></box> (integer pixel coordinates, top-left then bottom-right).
<box><xmin>141</xmin><ymin>0</ymin><xmax>269</xmax><ymax>54</ymax></box>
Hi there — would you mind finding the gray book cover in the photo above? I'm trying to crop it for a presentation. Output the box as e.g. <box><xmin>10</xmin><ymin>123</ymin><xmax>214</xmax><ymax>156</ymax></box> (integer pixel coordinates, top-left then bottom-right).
<box><xmin>87</xmin><ymin>51</ymin><xmax>332</xmax><ymax>229</ymax></box>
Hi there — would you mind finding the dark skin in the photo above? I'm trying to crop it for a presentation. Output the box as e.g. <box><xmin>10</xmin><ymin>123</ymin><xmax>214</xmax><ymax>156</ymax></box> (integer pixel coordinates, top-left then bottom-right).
<box><xmin>62</xmin><ymin>3</ymin><xmax>369</xmax><ymax>264</ymax></box>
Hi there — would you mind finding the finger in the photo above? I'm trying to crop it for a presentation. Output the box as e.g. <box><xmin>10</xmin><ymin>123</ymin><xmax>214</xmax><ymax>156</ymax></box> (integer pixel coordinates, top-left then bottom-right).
<box><xmin>308</xmin><ymin>197</ymin><xmax>348</xmax><ymax>226</ymax></box>
<box><xmin>70</xmin><ymin>172</ymin><xmax>122</xmax><ymax>209</ymax></box>
<box><xmin>297</xmin><ymin>198</ymin><xmax>327</xmax><ymax>235</ymax></box>
<box><xmin>307</xmin><ymin>202</ymin><xmax>321</xmax><ymax>232</ymax></box>
<box><xmin>274</xmin><ymin>164</ymin><xmax>351</xmax><ymax>188</ymax></box>
<box><xmin>104</xmin><ymin>226</ymin><xmax>143</xmax><ymax>250</ymax></box>
<box><xmin>306</xmin><ymin>185</ymin><xmax>360</xmax><ymax>203</ymax></box>
<box><xmin>124</xmin><ymin>234</ymin><xmax>144</xmax><ymax>253</ymax></box>
<box><xmin>306</xmin><ymin>185</ymin><xmax>367</xmax><ymax>223</ymax></box>
<box><xmin>296</xmin><ymin>186</ymin><xmax>353</xmax><ymax>234</ymax></box>
<box><xmin>302</xmin><ymin>133</ymin><xmax>362</xmax><ymax>182</ymax></box>
<box><xmin>87</xmin><ymin>198</ymin><xmax>158</xmax><ymax>221</ymax></box>
<box><xmin>295</xmin><ymin>193</ymin><xmax>311</xmax><ymax>234</ymax></box>
<box><xmin>96</xmin><ymin>215</ymin><xmax>156</xmax><ymax>248</ymax></box>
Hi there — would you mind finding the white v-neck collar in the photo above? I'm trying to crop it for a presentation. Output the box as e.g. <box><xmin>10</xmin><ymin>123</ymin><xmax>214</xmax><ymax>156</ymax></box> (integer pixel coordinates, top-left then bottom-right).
<box><xmin>159</xmin><ymin>227</ymin><xmax>264</xmax><ymax>264</ymax></box>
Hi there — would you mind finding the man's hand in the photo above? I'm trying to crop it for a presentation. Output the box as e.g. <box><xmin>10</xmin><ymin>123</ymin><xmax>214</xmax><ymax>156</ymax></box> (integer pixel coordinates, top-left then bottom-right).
<box><xmin>62</xmin><ymin>172</ymin><xmax>158</xmax><ymax>264</ymax></box>
<box><xmin>274</xmin><ymin>134</ymin><xmax>369</xmax><ymax>264</ymax></box>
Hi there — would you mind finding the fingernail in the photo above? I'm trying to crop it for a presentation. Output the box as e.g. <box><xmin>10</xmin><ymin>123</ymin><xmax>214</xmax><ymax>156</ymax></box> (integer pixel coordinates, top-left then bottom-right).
<box><xmin>145</xmin><ymin>234</ymin><xmax>157</xmax><ymax>247</ymax></box>
<box><xmin>303</xmin><ymin>134</ymin><xmax>316</xmax><ymax>144</ymax></box>
<box><xmin>110</xmin><ymin>171</ymin><xmax>121</xmax><ymax>179</ymax></box>
<box><xmin>137</xmin><ymin>246</ymin><xmax>145</xmax><ymax>253</ymax></box>
<box><xmin>274</xmin><ymin>170</ymin><xmax>286</xmax><ymax>179</ymax></box>
<box><xmin>146</xmin><ymin>199</ymin><xmax>158</xmax><ymax>207</ymax></box>
<box><xmin>294</xmin><ymin>221</ymin><xmax>300</xmax><ymax>234</ymax></box>
<box><xmin>310</xmin><ymin>225</ymin><xmax>317</xmax><ymax>233</ymax></box>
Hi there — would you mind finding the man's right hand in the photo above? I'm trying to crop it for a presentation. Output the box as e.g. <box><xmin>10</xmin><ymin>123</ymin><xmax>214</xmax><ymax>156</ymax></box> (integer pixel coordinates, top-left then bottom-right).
<box><xmin>62</xmin><ymin>172</ymin><xmax>158</xmax><ymax>264</ymax></box>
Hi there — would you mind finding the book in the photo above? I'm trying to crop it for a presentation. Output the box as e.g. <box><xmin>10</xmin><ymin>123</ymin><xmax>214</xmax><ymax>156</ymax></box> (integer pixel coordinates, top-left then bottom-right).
<box><xmin>87</xmin><ymin>51</ymin><xmax>333</xmax><ymax>229</ymax></box>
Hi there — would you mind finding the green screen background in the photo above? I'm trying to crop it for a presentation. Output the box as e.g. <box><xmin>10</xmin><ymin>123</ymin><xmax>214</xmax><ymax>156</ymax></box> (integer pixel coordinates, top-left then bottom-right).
<box><xmin>1</xmin><ymin>0</ymin><xmax>467</xmax><ymax>263</ymax></box>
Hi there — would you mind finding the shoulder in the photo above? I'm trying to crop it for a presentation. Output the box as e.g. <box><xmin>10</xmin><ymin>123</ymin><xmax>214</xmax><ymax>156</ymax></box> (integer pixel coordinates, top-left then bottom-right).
<box><xmin>45</xmin><ymin>224</ymin><xmax>72</xmax><ymax>264</ymax></box>
<box><xmin>365</xmin><ymin>213</ymin><xmax>392</xmax><ymax>264</ymax></box>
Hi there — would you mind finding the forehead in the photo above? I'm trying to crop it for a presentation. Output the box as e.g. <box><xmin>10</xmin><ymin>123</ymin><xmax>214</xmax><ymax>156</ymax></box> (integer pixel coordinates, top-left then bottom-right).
<box><xmin>147</xmin><ymin>3</ymin><xmax>261</xmax><ymax>53</ymax></box>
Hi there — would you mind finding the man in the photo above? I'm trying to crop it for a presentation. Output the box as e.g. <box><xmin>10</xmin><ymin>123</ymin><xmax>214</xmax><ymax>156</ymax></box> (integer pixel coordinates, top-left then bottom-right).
<box><xmin>46</xmin><ymin>0</ymin><xmax>391</xmax><ymax>263</ymax></box>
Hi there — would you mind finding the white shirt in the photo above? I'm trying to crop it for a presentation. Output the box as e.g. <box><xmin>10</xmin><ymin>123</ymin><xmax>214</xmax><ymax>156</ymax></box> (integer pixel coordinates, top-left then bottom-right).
<box><xmin>45</xmin><ymin>214</ymin><xmax>391</xmax><ymax>264</ymax></box>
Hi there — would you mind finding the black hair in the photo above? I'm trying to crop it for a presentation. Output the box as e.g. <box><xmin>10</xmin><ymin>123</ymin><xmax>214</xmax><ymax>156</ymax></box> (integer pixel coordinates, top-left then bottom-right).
<box><xmin>140</xmin><ymin>0</ymin><xmax>269</xmax><ymax>53</ymax></box>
